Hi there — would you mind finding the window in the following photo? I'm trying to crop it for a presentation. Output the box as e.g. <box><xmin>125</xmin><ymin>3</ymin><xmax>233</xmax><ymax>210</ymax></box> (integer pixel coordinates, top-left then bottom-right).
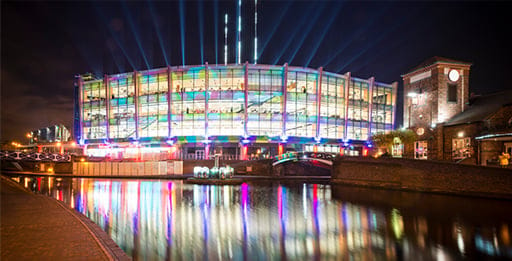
<box><xmin>452</xmin><ymin>137</ymin><xmax>471</xmax><ymax>159</ymax></box>
<box><xmin>448</xmin><ymin>84</ymin><xmax>457</xmax><ymax>102</ymax></box>
<box><xmin>414</xmin><ymin>140</ymin><xmax>428</xmax><ymax>159</ymax></box>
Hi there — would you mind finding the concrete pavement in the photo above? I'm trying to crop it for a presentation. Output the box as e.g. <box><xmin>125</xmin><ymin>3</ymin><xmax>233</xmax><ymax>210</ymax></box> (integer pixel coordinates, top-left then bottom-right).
<box><xmin>1</xmin><ymin>176</ymin><xmax>130</xmax><ymax>260</ymax></box>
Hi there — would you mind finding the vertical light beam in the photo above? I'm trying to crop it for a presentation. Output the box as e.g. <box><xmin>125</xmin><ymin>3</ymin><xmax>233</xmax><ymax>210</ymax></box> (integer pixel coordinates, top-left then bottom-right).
<box><xmin>121</xmin><ymin>2</ymin><xmax>150</xmax><ymax>70</ymax></box>
<box><xmin>237</xmin><ymin>0</ymin><xmax>242</xmax><ymax>64</ymax></box>
<box><xmin>214</xmin><ymin>0</ymin><xmax>219</xmax><ymax>64</ymax></box>
<box><xmin>254</xmin><ymin>0</ymin><xmax>257</xmax><ymax>64</ymax></box>
<box><xmin>147</xmin><ymin>0</ymin><xmax>170</xmax><ymax>66</ymax></box>
<box><xmin>198</xmin><ymin>0</ymin><xmax>205</xmax><ymax>63</ymax></box>
<box><xmin>179</xmin><ymin>0</ymin><xmax>186</xmax><ymax>66</ymax></box>
<box><xmin>224</xmin><ymin>13</ymin><xmax>228</xmax><ymax>65</ymax></box>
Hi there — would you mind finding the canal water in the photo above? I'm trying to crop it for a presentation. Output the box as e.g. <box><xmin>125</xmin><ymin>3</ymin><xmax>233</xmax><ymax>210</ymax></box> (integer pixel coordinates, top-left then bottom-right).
<box><xmin>8</xmin><ymin>175</ymin><xmax>512</xmax><ymax>260</ymax></box>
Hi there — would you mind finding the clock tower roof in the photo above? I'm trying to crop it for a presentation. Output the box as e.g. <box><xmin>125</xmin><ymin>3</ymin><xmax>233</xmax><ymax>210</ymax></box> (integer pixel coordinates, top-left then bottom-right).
<box><xmin>402</xmin><ymin>56</ymin><xmax>472</xmax><ymax>78</ymax></box>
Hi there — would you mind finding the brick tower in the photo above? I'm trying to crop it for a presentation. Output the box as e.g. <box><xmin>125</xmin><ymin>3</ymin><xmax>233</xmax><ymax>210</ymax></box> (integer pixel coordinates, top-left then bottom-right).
<box><xmin>402</xmin><ymin>57</ymin><xmax>471</xmax><ymax>129</ymax></box>
<box><xmin>401</xmin><ymin>57</ymin><xmax>471</xmax><ymax>159</ymax></box>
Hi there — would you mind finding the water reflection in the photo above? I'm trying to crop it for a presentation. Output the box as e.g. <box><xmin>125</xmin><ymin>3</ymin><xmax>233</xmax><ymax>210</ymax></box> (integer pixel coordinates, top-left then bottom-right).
<box><xmin>10</xmin><ymin>175</ymin><xmax>512</xmax><ymax>260</ymax></box>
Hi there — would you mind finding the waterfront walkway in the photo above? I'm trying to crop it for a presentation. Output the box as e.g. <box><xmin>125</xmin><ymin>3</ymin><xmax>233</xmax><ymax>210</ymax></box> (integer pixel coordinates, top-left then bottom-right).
<box><xmin>0</xmin><ymin>176</ymin><xmax>130</xmax><ymax>260</ymax></box>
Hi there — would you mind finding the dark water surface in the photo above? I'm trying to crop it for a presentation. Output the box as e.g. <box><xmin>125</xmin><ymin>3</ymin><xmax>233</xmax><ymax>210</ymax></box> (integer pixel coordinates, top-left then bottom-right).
<box><xmin>8</xmin><ymin>175</ymin><xmax>512</xmax><ymax>260</ymax></box>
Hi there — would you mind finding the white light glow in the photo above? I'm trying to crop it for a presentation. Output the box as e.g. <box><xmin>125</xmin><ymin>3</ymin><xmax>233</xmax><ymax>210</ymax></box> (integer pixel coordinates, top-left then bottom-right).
<box><xmin>449</xmin><ymin>69</ymin><xmax>460</xmax><ymax>82</ymax></box>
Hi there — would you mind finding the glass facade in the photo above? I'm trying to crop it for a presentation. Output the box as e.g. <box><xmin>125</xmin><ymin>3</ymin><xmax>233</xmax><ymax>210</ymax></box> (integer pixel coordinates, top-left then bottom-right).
<box><xmin>77</xmin><ymin>64</ymin><xmax>396</xmax><ymax>158</ymax></box>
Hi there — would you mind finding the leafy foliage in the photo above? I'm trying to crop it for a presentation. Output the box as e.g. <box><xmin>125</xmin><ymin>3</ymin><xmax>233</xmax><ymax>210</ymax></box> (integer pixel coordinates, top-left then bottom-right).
<box><xmin>370</xmin><ymin>129</ymin><xmax>417</xmax><ymax>149</ymax></box>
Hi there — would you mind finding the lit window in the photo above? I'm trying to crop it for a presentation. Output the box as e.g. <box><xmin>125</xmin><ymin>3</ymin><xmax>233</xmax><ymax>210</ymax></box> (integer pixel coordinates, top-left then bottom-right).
<box><xmin>452</xmin><ymin>137</ymin><xmax>471</xmax><ymax>159</ymax></box>
<box><xmin>414</xmin><ymin>140</ymin><xmax>428</xmax><ymax>160</ymax></box>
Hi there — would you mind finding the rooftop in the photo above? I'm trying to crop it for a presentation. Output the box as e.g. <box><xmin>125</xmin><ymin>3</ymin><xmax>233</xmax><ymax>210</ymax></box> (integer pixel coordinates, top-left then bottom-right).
<box><xmin>444</xmin><ymin>89</ymin><xmax>512</xmax><ymax>126</ymax></box>
<box><xmin>403</xmin><ymin>56</ymin><xmax>472</xmax><ymax>77</ymax></box>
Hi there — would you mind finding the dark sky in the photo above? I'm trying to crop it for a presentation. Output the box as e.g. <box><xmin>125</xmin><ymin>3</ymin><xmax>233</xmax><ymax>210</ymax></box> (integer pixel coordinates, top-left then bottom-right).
<box><xmin>2</xmin><ymin>0</ymin><xmax>511</xmax><ymax>142</ymax></box>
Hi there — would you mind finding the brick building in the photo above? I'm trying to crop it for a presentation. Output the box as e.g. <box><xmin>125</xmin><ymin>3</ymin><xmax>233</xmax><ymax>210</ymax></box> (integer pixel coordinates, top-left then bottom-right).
<box><xmin>401</xmin><ymin>57</ymin><xmax>512</xmax><ymax>165</ymax></box>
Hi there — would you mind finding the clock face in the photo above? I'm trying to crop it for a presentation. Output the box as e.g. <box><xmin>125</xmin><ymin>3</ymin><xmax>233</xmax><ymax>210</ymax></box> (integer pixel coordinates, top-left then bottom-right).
<box><xmin>448</xmin><ymin>69</ymin><xmax>460</xmax><ymax>82</ymax></box>
<box><xmin>416</xmin><ymin>128</ymin><xmax>425</xmax><ymax>136</ymax></box>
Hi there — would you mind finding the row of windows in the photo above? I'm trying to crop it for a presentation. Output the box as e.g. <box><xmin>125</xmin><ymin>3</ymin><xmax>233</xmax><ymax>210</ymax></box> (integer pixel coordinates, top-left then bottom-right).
<box><xmin>81</xmin><ymin>67</ymin><xmax>394</xmax><ymax>140</ymax></box>
<box><xmin>83</xmin><ymin>70</ymin><xmax>394</xmax><ymax>105</ymax></box>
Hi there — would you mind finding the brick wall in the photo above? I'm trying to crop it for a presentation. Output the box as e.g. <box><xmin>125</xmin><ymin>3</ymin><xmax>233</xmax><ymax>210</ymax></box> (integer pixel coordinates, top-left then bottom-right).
<box><xmin>332</xmin><ymin>157</ymin><xmax>512</xmax><ymax>199</ymax></box>
<box><xmin>442</xmin><ymin>123</ymin><xmax>481</xmax><ymax>162</ymax></box>
<box><xmin>403</xmin><ymin>64</ymin><xmax>470</xmax><ymax>129</ymax></box>
<box><xmin>480</xmin><ymin>140</ymin><xmax>502</xmax><ymax>166</ymax></box>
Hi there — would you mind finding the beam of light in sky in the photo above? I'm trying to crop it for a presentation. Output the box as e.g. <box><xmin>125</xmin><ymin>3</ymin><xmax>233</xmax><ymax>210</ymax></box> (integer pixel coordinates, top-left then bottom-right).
<box><xmin>237</xmin><ymin>0</ymin><xmax>242</xmax><ymax>64</ymax></box>
<box><xmin>254</xmin><ymin>0</ymin><xmax>257</xmax><ymax>64</ymax></box>
<box><xmin>198</xmin><ymin>0</ymin><xmax>205</xmax><ymax>63</ymax></box>
<box><xmin>62</xmin><ymin>24</ymin><xmax>104</xmax><ymax>75</ymax></box>
<box><xmin>105</xmin><ymin>40</ymin><xmax>124</xmax><ymax>74</ymax></box>
<box><xmin>121</xmin><ymin>1</ymin><xmax>151</xmax><ymax>70</ymax></box>
<box><xmin>92</xmin><ymin>3</ymin><xmax>137</xmax><ymax>70</ymax></box>
<box><xmin>322</xmin><ymin>6</ymin><xmax>389</xmax><ymax>69</ymax></box>
<box><xmin>225</xmin><ymin>13</ymin><xmax>228</xmax><ymax>65</ymax></box>
<box><xmin>257</xmin><ymin>1</ymin><xmax>291</xmax><ymax>61</ymax></box>
<box><xmin>287</xmin><ymin>3</ymin><xmax>327</xmax><ymax>65</ymax></box>
<box><xmin>335</xmin><ymin>6</ymin><xmax>416</xmax><ymax>74</ymax></box>
<box><xmin>214</xmin><ymin>0</ymin><xmax>219</xmax><ymax>65</ymax></box>
<box><xmin>179</xmin><ymin>0</ymin><xmax>186</xmax><ymax>66</ymax></box>
<box><xmin>304</xmin><ymin>2</ymin><xmax>344</xmax><ymax>68</ymax></box>
<box><xmin>147</xmin><ymin>0</ymin><xmax>170</xmax><ymax>66</ymax></box>
<box><xmin>350</xmin><ymin>6</ymin><xmax>426</xmax><ymax>74</ymax></box>
<box><xmin>271</xmin><ymin>5</ymin><xmax>311</xmax><ymax>65</ymax></box>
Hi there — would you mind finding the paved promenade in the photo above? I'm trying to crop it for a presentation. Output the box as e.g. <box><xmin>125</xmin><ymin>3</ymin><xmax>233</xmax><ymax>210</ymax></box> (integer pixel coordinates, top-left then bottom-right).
<box><xmin>1</xmin><ymin>176</ymin><xmax>130</xmax><ymax>260</ymax></box>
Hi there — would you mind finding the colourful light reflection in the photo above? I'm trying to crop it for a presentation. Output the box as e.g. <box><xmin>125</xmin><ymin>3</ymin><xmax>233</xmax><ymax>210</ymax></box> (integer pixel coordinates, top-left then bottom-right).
<box><xmin>17</xmin><ymin>177</ymin><xmax>512</xmax><ymax>260</ymax></box>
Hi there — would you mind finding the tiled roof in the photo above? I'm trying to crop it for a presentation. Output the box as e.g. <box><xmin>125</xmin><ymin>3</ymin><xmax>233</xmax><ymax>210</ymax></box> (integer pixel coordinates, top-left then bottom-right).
<box><xmin>444</xmin><ymin>89</ymin><xmax>512</xmax><ymax>126</ymax></box>
<box><xmin>403</xmin><ymin>56</ymin><xmax>472</xmax><ymax>76</ymax></box>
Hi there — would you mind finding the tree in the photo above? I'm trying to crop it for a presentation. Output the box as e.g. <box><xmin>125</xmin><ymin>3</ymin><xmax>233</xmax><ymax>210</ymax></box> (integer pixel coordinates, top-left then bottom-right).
<box><xmin>370</xmin><ymin>129</ymin><xmax>417</xmax><ymax>152</ymax></box>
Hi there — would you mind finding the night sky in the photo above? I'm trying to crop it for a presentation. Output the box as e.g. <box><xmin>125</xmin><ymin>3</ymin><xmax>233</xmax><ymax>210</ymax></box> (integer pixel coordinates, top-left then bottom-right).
<box><xmin>2</xmin><ymin>0</ymin><xmax>511</xmax><ymax>142</ymax></box>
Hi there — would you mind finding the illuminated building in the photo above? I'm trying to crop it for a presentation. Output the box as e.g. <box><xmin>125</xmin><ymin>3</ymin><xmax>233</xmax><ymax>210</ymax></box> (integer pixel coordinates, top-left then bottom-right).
<box><xmin>30</xmin><ymin>124</ymin><xmax>71</xmax><ymax>144</ymax></box>
<box><xmin>75</xmin><ymin>63</ymin><xmax>397</xmax><ymax>159</ymax></box>
<box><xmin>402</xmin><ymin>57</ymin><xmax>512</xmax><ymax>164</ymax></box>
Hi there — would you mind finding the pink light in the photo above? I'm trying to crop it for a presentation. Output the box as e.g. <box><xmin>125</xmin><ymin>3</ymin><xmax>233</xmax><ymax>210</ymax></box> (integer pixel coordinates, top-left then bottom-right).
<box><xmin>241</xmin><ymin>183</ymin><xmax>248</xmax><ymax>207</ymax></box>
<box><xmin>278</xmin><ymin>186</ymin><xmax>283</xmax><ymax>219</ymax></box>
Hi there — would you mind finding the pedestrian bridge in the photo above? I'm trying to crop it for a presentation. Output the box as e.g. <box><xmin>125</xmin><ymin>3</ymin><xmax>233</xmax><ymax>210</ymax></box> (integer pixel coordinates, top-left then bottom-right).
<box><xmin>0</xmin><ymin>151</ymin><xmax>71</xmax><ymax>162</ymax></box>
<box><xmin>272</xmin><ymin>152</ymin><xmax>335</xmax><ymax>167</ymax></box>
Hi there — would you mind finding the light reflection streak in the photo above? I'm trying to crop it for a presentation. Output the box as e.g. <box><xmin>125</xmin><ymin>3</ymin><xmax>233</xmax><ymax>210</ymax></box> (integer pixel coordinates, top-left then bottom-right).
<box><xmin>12</xmin><ymin>176</ymin><xmax>512</xmax><ymax>260</ymax></box>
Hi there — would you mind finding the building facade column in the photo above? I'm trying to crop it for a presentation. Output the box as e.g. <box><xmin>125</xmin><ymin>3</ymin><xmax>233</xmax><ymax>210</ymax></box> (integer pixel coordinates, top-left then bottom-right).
<box><xmin>167</xmin><ymin>66</ymin><xmax>172</xmax><ymax>138</ymax></box>
<box><xmin>105</xmin><ymin>74</ymin><xmax>110</xmax><ymax>141</ymax></box>
<box><xmin>133</xmin><ymin>71</ymin><xmax>139</xmax><ymax>140</ymax></box>
<box><xmin>204</xmin><ymin>62</ymin><xmax>210</xmax><ymax>159</ymax></box>
<box><xmin>391</xmin><ymin>82</ymin><xmax>398</xmax><ymax>130</ymax></box>
<box><xmin>316</xmin><ymin>67</ymin><xmax>323</xmax><ymax>142</ymax></box>
<box><xmin>282</xmin><ymin>63</ymin><xmax>288</xmax><ymax>140</ymax></box>
<box><xmin>343</xmin><ymin>72</ymin><xmax>351</xmax><ymax>141</ymax></box>
<box><xmin>243</xmin><ymin>61</ymin><xmax>249</xmax><ymax>137</ymax></box>
<box><xmin>76</xmin><ymin>75</ymin><xmax>84</xmax><ymax>144</ymax></box>
<box><xmin>367</xmin><ymin>77</ymin><xmax>375</xmax><ymax>139</ymax></box>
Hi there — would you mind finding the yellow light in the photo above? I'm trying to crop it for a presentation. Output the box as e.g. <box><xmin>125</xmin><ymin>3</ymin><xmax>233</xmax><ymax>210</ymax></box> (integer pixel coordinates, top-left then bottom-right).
<box><xmin>457</xmin><ymin>131</ymin><xmax>464</xmax><ymax>138</ymax></box>
<box><xmin>80</xmin><ymin>158</ymin><xmax>85</xmax><ymax>162</ymax></box>
<box><xmin>70</xmin><ymin>141</ymin><xmax>77</xmax><ymax>147</ymax></box>
<box><xmin>26</xmin><ymin>133</ymin><xmax>32</xmax><ymax>138</ymax></box>
<box><xmin>56</xmin><ymin>142</ymin><xmax>62</xmax><ymax>147</ymax></box>
<box><xmin>48</xmin><ymin>167</ymin><xmax>54</xmax><ymax>173</ymax></box>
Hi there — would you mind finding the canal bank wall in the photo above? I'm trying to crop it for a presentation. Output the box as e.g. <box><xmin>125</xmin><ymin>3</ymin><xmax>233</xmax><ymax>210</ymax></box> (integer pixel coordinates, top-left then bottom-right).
<box><xmin>332</xmin><ymin>157</ymin><xmax>512</xmax><ymax>199</ymax></box>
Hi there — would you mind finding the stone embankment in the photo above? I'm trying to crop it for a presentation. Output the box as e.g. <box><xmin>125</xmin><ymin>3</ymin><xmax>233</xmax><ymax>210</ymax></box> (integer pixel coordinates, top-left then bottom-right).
<box><xmin>0</xmin><ymin>176</ymin><xmax>130</xmax><ymax>260</ymax></box>
<box><xmin>332</xmin><ymin>157</ymin><xmax>512</xmax><ymax>199</ymax></box>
